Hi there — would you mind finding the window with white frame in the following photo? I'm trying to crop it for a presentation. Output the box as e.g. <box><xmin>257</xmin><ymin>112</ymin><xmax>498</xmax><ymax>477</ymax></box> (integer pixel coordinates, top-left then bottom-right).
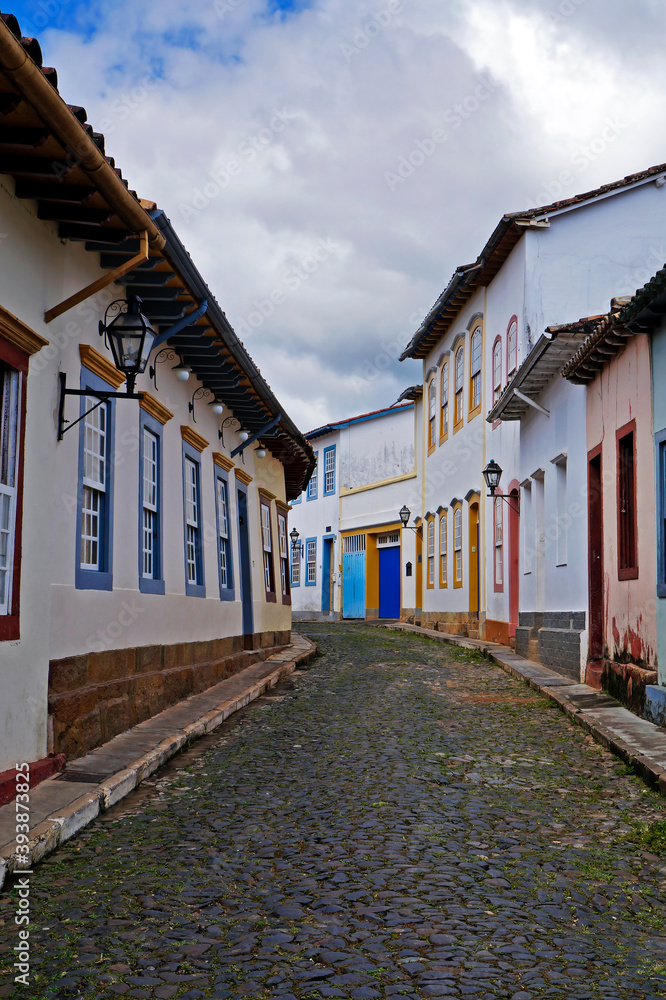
<box><xmin>142</xmin><ymin>428</ymin><xmax>158</xmax><ymax>580</ymax></box>
<box><xmin>184</xmin><ymin>457</ymin><xmax>200</xmax><ymax>585</ymax></box>
<box><xmin>455</xmin><ymin>344</ymin><xmax>464</xmax><ymax>426</ymax></box>
<box><xmin>454</xmin><ymin>506</ymin><xmax>462</xmax><ymax>583</ymax></box>
<box><xmin>0</xmin><ymin>367</ymin><xmax>20</xmax><ymax>616</ymax></box>
<box><xmin>427</xmin><ymin>519</ymin><xmax>435</xmax><ymax>586</ymax></box>
<box><xmin>440</xmin><ymin>361</ymin><xmax>449</xmax><ymax>436</ymax></box>
<box><xmin>278</xmin><ymin>512</ymin><xmax>289</xmax><ymax>596</ymax></box>
<box><xmin>306</xmin><ymin>538</ymin><xmax>317</xmax><ymax>584</ymax></box>
<box><xmin>81</xmin><ymin>396</ymin><xmax>107</xmax><ymax>571</ymax></box>
<box><xmin>307</xmin><ymin>458</ymin><xmax>318</xmax><ymax>498</ymax></box>
<box><xmin>261</xmin><ymin>501</ymin><xmax>275</xmax><ymax>594</ymax></box>
<box><xmin>324</xmin><ymin>447</ymin><xmax>336</xmax><ymax>495</ymax></box>
<box><xmin>439</xmin><ymin>513</ymin><xmax>447</xmax><ymax>586</ymax></box>
<box><xmin>428</xmin><ymin>379</ymin><xmax>436</xmax><ymax>447</ymax></box>
<box><xmin>494</xmin><ymin>496</ymin><xmax>503</xmax><ymax>586</ymax></box>
<box><xmin>470</xmin><ymin>326</ymin><xmax>482</xmax><ymax>410</ymax></box>
<box><xmin>493</xmin><ymin>338</ymin><xmax>502</xmax><ymax>405</ymax></box>
<box><xmin>507</xmin><ymin>319</ymin><xmax>517</xmax><ymax>375</ymax></box>
<box><xmin>217</xmin><ymin>476</ymin><xmax>230</xmax><ymax>589</ymax></box>
<box><xmin>291</xmin><ymin>540</ymin><xmax>300</xmax><ymax>585</ymax></box>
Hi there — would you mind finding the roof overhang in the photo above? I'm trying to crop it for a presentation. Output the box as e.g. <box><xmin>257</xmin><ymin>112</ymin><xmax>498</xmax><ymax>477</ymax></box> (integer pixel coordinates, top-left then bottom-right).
<box><xmin>488</xmin><ymin>321</ymin><xmax>597</xmax><ymax>422</ymax></box>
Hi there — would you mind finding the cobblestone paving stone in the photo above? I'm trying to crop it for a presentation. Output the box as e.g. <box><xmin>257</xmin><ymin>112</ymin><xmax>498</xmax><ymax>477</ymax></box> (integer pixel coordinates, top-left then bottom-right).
<box><xmin>3</xmin><ymin>623</ymin><xmax>666</xmax><ymax>999</ymax></box>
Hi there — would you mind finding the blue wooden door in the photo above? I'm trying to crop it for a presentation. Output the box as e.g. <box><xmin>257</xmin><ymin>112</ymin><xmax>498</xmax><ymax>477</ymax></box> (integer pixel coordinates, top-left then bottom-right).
<box><xmin>322</xmin><ymin>538</ymin><xmax>333</xmax><ymax>612</ymax></box>
<box><xmin>378</xmin><ymin>546</ymin><xmax>401</xmax><ymax>619</ymax></box>
<box><xmin>342</xmin><ymin>535</ymin><xmax>365</xmax><ymax>618</ymax></box>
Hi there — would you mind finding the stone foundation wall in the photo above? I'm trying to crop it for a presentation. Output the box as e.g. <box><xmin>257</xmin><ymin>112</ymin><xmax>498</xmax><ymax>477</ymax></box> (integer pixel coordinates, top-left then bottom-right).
<box><xmin>401</xmin><ymin>611</ymin><xmax>479</xmax><ymax>637</ymax></box>
<box><xmin>516</xmin><ymin>611</ymin><xmax>585</xmax><ymax>681</ymax></box>
<box><xmin>602</xmin><ymin>659</ymin><xmax>658</xmax><ymax>718</ymax></box>
<box><xmin>48</xmin><ymin>629</ymin><xmax>291</xmax><ymax>761</ymax></box>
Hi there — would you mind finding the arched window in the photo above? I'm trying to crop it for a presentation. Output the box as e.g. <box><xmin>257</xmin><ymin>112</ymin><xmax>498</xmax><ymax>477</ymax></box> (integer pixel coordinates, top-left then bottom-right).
<box><xmin>493</xmin><ymin>337</ymin><xmax>502</xmax><ymax>405</ymax></box>
<box><xmin>428</xmin><ymin>379</ymin><xmax>436</xmax><ymax>449</ymax></box>
<box><xmin>439</xmin><ymin>512</ymin><xmax>447</xmax><ymax>587</ymax></box>
<box><xmin>440</xmin><ymin>361</ymin><xmax>449</xmax><ymax>438</ymax></box>
<box><xmin>469</xmin><ymin>326</ymin><xmax>482</xmax><ymax>412</ymax></box>
<box><xmin>427</xmin><ymin>518</ymin><xmax>435</xmax><ymax>587</ymax></box>
<box><xmin>454</xmin><ymin>505</ymin><xmax>463</xmax><ymax>586</ymax></box>
<box><xmin>507</xmin><ymin>319</ymin><xmax>517</xmax><ymax>376</ymax></box>
<box><xmin>454</xmin><ymin>344</ymin><xmax>464</xmax><ymax>428</ymax></box>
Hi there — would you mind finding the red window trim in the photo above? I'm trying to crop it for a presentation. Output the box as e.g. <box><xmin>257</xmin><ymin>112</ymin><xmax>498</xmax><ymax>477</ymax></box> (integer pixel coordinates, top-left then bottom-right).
<box><xmin>260</xmin><ymin>500</ymin><xmax>277</xmax><ymax>602</ymax></box>
<box><xmin>506</xmin><ymin>314</ymin><xmax>518</xmax><ymax>380</ymax></box>
<box><xmin>277</xmin><ymin>511</ymin><xmax>291</xmax><ymax>606</ymax></box>
<box><xmin>493</xmin><ymin>491</ymin><xmax>504</xmax><ymax>593</ymax></box>
<box><xmin>616</xmin><ymin>419</ymin><xmax>638</xmax><ymax>581</ymax></box>
<box><xmin>0</xmin><ymin>337</ymin><xmax>28</xmax><ymax>642</ymax></box>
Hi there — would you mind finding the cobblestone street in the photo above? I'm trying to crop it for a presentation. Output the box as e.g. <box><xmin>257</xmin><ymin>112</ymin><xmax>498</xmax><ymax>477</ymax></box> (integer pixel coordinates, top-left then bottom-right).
<box><xmin>3</xmin><ymin>622</ymin><xmax>666</xmax><ymax>999</ymax></box>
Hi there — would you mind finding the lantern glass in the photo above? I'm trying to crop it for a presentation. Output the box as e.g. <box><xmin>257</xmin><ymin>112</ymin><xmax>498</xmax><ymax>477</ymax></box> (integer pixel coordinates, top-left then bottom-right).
<box><xmin>105</xmin><ymin>299</ymin><xmax>156</xmax><ymax>381</ymax></box>
<box><xmin>482</xmin><ymin>458</ymin><xmax>503</xmax><ymax>494</ymax></box>
<box><xmin>399</xmin><ymin>504</ymin><xmax>411</xmax><ymax>527</ymax></box>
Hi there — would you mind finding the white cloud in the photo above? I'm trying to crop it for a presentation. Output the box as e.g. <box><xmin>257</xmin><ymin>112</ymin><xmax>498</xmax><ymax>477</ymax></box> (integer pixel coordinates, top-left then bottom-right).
<box><xmin>30</xmin><ymin>0</ymin><xmax>666</xmax><ymax>431</ymax></box>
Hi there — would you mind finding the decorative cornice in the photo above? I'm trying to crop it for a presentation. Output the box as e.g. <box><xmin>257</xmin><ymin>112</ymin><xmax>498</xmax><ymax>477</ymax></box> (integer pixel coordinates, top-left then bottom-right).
<box><xmin>139</xmin><ymin>391</ymin><xmax>174</xmax><ymax>425</ymax></box>
<box><xmin>212</xmin><ymin>452</ymin><xmax>235</xmax><ymax>472</ymax></box>
<box><xmin>258</xmin><ymin>487</ymin><xmax>277</xmax><ymax>502</ymax></box>
<box><xmin>79</xmin><ymin>344</ymin><xmax>125</xmax><ymax>389</ymax></box>
<box><xmin>235</xmin><ymin>468</ymin><xmax>253</xmax><ymax>486</ymax></box>
<box><xmin>0</xmin><ymin>304</ymin><xmax>48</xmax><ymax>357</ymax></box>
<box><xmin>276</xmin><ymin>499</ymin><xmax>290</xmax><ymax>513</ymax></box>
<box><xmin>464</xmin><ymin>488</ymin><xmax>480</xmax><ymax>502</ymax></box>
<box><xmin>180</xmin><ymin>425</ymin><xmax>209</xmax><ymax>452</ymax></box>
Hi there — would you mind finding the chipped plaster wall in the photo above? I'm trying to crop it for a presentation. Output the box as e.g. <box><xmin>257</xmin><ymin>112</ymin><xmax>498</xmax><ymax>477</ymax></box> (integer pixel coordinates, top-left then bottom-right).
<box><xmin>587</xmin><ymin>334</ymin><xmax>657</xmax><ymax>669</ymax></box>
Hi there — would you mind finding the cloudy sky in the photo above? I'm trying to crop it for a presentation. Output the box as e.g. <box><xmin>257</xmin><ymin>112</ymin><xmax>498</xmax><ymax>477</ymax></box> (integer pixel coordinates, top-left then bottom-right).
<box><xmin>8</xmin><ymin>0</ymin><xmax>666</xmax><ymax>430</ymax></box>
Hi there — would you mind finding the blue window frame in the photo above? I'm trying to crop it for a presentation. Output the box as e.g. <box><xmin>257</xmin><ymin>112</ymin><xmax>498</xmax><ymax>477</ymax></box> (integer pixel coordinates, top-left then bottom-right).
<box><xmin>75</xmin><ymin>368</ymin><xmax>115</xmax><ymax>591</ymax></box>
<box><xmin>305</xmin><ymin>536</ymin><xmax>317</xmax><ymax>586</ymax></box>
<box><xmin>307</xmin><ymin>452</ymin><xmax>318</xmax><ymax>500</ymax></box>
<box><xmin>182</xmin><ymin>442</ymin><xmax>205</xmax><ymax>598</ymax></box>
<box><xmin>291</xmin><ymin>538</ymin><xmax>301</xmax><ymax>586</ymax></box>
<box><xmin>139</xmin><ymin>410</ymin><xmax>165</xmax><ymax>595</ymax></box>
<box><xmin>215</xmin><ymin>467</ymin><xmax>234</xmax><ymax>600</ymax></box>
<box><xmin>323</xmin><ymin>445</ymin><xmax>336</xmax><ymax>496</ymax></box>
<box><xmin>657</xmin><ymin>428</ymin><xmax>666</xmax><ymax>599</ymax></box>
<box><xmin>291</xmin><ymin>493</ymin><xmax>302</xmax><ymax>504</ymax></box>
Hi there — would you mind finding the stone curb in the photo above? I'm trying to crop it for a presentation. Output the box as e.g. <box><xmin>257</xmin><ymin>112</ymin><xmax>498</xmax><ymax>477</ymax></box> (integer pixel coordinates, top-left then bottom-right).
<box><xmin>0</xmin><ymin>636</ymin><xmax>317</xmax><ymax>891</ymax></box>
<box><xmin>382</xmin><ymin>622</ymin><xmax>666</xmax><ymax>795</ymax></box>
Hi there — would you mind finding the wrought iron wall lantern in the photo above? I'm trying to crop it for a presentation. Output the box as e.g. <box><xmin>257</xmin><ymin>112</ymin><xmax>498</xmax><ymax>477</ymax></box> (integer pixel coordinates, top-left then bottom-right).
<box><xmin>482</xmin><ymin>459</ymin><xmax>520</xmax><ymax>513</ymax></box>
<box><xmin>188</xmin><ymin>386</ymin><xmax>224</xmax><ymax>423</ymax></box>
<box><xmin>254</xmin><ymin>444</ymin><xmax>266</xmax><ymax>459</ymax></box>
<box><xmin>218</xmin><ymin>416</ymin><xmax>244</xmax><ymax>445</ymax></box>
<box><xmin>149</xmin><ymin>348</ymin><xmax>190</xmax><ymax>390</ymax></box>
<box><xmin>290</xmin><ymin>527</ymin><xmax>303</xmax><ymax>557</ymax></box>
<box><xmin>58</xmin><ymin>296</ymin><xmax>155</xmax><ymax>440</ymax></box>
<box><xmin>398</xmin><ymin>505</ymin><xmax>423</xmax><ymax>536</ymax></box>
<box><xmin>98</xmin><ymin>297</ymin><xmax>156</xmax><ymax>396</ymax></box>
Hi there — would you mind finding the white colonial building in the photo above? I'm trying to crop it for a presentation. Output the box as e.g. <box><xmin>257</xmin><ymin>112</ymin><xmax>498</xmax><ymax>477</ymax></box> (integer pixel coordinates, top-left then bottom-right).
<box><xmin>290</xmin><ymin>401</ymin><xmax>417</xmax><ymax>620</ymax></box>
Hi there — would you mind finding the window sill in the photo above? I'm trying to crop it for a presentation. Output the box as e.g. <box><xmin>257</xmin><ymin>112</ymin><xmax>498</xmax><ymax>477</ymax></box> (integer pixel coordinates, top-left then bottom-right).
<box><xmin>453</xmin><ymin>419</ymin><xmax>464</xmax><ymax>435</ymax></box>
<box><xmin>281</xmin><ymin>594</ymin><xmax>292</xmax><ymax>605</ymax></box>
<box><xmin>427</xmin><ymin>442</ymin><xmax>436</xmax><ymax>456</ymax></box>
<box><xmin>618</xmin><ymin>567</ymin><xmax>639</xmax><ymax>581</ymax></box>
<box><xmin>468</xmin><ymin>404</ymin><xmax>482</xmax><ymax>421</ymax></box>
<box><xmin>76</xmin><ymin>569</ymin><xmax>113</xmax><ymax>591</ymax></box>
<box><xmin>439</xmin><ymin>431</ymin><xmax>448</xmax><ymax>445</ymax></box>
<box><xmin>185</xmin><ymin>583</ymin><xmax>206</xmax><ymax>598</ymax></box>
<box><xmin>0</xmin><ymin>615</ymin><xmax>19</xmax><ymax>641</ymax></box>
<box><xmin>453</xmin><ymin>580</ymin><xmax>463</xmax><ymax>589</ymax></box>
<box><xmin>139</xmin><ymin>578</ymin><xmax>165</xmax><ymax>596</ymax></box>
<box><xmin>219</xmin><ymin>587</ymin><xmax>235</xmax><ymax>602</ymax></box>
<box><xmin>265</xmin><ymin>591</ymin><xmax>277</xmax><ymax>603</ymax></box>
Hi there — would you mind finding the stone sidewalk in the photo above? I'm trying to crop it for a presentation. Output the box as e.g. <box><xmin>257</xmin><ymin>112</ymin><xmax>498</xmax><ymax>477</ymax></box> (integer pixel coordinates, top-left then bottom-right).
<box><xmin>384</xmin><ymin>621</ymin><xmax>666</xmax><ymax>793</ymax></box>
<box><xmin>0</xmin><ymin>632</ymin><xmax>316</xmax><ymax>891</ymax></box>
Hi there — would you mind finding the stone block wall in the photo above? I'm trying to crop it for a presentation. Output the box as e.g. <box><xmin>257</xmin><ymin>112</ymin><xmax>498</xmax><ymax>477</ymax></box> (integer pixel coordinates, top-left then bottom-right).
<box><xmin>516</xmin><ymin>611</ymin><xmax>585</xmax><ymax>681</ymax></box>
<box><xmin>48</xmin><ymin>629</ymin><xmax>291</xmax><ymax>761</ymax></box>
<box><xmin>602</xmin><ymin>659</ymin><xmax>658</xmax><ymax>718</ymax></box>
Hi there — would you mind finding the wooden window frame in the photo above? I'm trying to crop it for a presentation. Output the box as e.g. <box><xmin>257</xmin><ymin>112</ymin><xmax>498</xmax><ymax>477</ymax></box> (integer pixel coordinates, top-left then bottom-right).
<box><xmin>468</xmin><ymin>324</ymin><xmax>482</xmax><ymax>419</ymax></box>
<box><xmin>616</xmin><ymin>419</ymin><xmax>638</xmax><ymax>581</ymax></box>
<box><xmin>453</xmin><ymin>503</ymin><xmax>463</xmax><ymax>588</ymax></box>
<box><xmin>494</xmin><ymin>493</ymin><xmax>504</xmax><ymax>592</ymax></box>
<box><xmin>426</xmin><ymin>517</ymin><xmax>435</xmax><ymax>589</ymax></box>
<box><xmin>439</xmin><ymin>511</ymin><xmax>447</xmax><ymax>588</ymax></box>
<box><xmin>427</xmin><ymin>378</ymin><xmax>436</xmax><ymax>454</ymax></box>
<box><xmin>260</xmin><ymin>499</ymin><xmax>277</xmax><ymax>601</ymax></box>
<box><xmin>506</xmin><ymin>316</ymin><xmax>518</xmax><ymax>378</ymax></box>
<box><xmin>277</xmin><ymin>510</ymin><xmax>291</xmax><ymax>605</ymax></box>
<box><xmin>439</xmin><ymin>360</ymin><xmax>449</xmax><ymax>443</ymax></box>
<box><xmin>453</xmin><ymin>343</ymin><xmax>464</xmax><ymax>434</ymax></box>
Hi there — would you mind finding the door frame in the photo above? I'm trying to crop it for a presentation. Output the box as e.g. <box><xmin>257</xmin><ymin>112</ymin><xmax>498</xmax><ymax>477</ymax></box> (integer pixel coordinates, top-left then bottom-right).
<box><xmin>236</xmin><ymin>486</ymin><xmax>253</xmax><ymax>647</ymax></box>
<box><xmin>508</xmin><ymin>479</ymin><xmax>520</xmax><ymax>637</ymax></box>
<box><xmin>588</xmin><ymin>444</ymin><xmax>604</xmax><ymax>660</ymax></box>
